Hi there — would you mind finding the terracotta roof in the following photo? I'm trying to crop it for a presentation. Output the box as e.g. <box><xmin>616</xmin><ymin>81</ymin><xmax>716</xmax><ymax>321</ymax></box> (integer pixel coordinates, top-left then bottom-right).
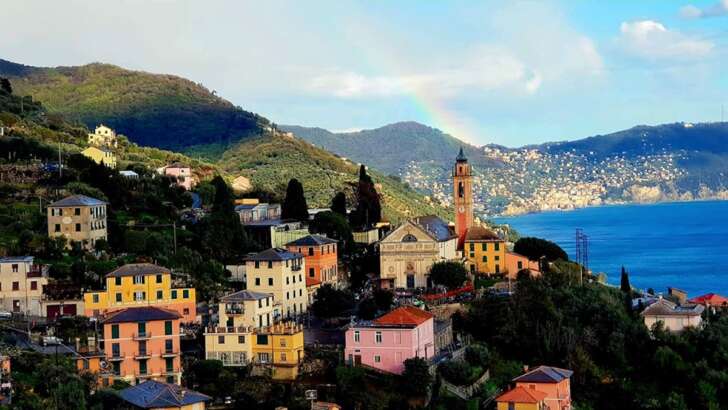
<box><xmin>513</xmin><ymin>366</ymin><xmax>573</xmax><ymax>383</ymax></box>
<box><xmin>306</xmin><ymin>277</ymin><xmax>322</xmax><ymax>287</ymax></box>
<box><xmin>373</xmin><ymin>306</ymin><xmax>433</xmax><ymax>327</ymax></box>
<box><xmin>465</xmin><ymin>226</ymin><xmax>501</xmax><ymax>241</ymax></box>
<box><xmin>49</xmin><ymin>194</ymin><xmax>107</xmax><ymax>207</ymax></box>
<box><xmin>688</xmin><ymin>293</ymin><xmax>728</xmax><ymax>306</ymax></box>
<box><xmin>102</xmin><ymin>306</ymin><xmax>181</xmax><ymax>324</ymax></box>
<box><xmin>641</xmin><ymin>298</ymin><xmax>705</xmax><ymax>317</ymax></box>
<box><xmin>286</xmin><ymin>234</ymin><xmax>338</xmax><ymax>247</ymax></box>
<box><xmin>496</xmin><ymin>386</ymin><xmax>547</xmax><ymax>403</ymax></box>
<box><xmin>244</xmin><ymin>248</ymin><xmax>302</xmax><ymax>262</ymax></box>
<box><xmin>106</xmin><ymin>263</ymin><xmax>169</xmax><ymax>278</ymax></box>
<box><xmin>119</xmin><ymin>380</ymin><xmax>210</xmax><ymax>408</ymax></box>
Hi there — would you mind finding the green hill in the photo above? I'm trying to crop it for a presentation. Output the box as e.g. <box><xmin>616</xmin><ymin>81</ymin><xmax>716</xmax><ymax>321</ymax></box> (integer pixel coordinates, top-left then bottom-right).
<box><xmin>0</xmin><ymin>59</ymin><xmax>269</xmax><ymax>150</ymax></box>
<box><xmin>218</xmin><ymin>132</ymin><xmax>451</xmax><ymax>223</ymax></box>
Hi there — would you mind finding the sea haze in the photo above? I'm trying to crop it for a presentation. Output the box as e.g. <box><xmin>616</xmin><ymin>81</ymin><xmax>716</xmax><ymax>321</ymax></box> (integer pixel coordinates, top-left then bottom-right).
<box><xmin>496</xmin><ymin>200</ymin><xmax>728</xmax><ymax>296</ymax></box>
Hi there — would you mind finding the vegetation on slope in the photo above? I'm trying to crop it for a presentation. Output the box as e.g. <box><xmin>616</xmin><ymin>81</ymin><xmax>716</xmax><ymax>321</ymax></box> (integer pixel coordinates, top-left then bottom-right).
<box><xmin>217</xmin><ymin>133</ymin><xmax>452</xmax><ymax>223</ymax></box>
<box><xmin>0</xmin><ymin>59</ymin><xmax>269</xmax><ymax>150</ymax></box>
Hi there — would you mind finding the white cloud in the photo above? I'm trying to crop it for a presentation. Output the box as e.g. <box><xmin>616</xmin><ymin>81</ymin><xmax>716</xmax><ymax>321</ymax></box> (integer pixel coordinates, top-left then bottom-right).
<box><xmin>618</xmin><ymin>20</ymin><xmax>713</xmax><ymax>60</ymax></box>
<box><xmin>680</xmin><ymin>1</ymin><xmax>728</xmax><ymax>18</ymax></box>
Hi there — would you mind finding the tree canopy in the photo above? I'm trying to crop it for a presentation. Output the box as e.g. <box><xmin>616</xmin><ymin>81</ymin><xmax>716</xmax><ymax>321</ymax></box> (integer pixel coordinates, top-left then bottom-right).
<box><xmin>514</xmin><ymin>236</ymin><xmax>568</xmax><ymax>261</ymax></box>
<box><xmin>350</xmin><ymin>165</ymin><xmax>381</xmax><ymax>229</ymax></box>
<box><xmin>281</xmin><ymin>178</ymin><xmax>309</xmax><ymax>222</ymax></box>
<box><xmin>428</xmin><ymin>260</ymin><xmax>468</xmax><ymax>290</ymax></box>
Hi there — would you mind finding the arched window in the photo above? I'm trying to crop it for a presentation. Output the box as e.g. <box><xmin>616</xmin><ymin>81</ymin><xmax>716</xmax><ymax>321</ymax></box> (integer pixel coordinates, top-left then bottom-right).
<box><xmin>402</xmin><ymin>234</ymin><xmax>418</xmax><ymax>243</ymax></box>
<box><xmin>458</xmin><ymin>182</ymin><xmax>464</xmax><ymax>198</ymax></box>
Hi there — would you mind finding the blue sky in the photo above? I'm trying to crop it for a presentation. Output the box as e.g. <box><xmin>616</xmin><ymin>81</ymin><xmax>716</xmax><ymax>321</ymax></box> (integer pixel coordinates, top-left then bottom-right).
<box><xmin>2</xmin><ymin>0</ymin><xmax>728</xmax><ymax>146</ymax></box>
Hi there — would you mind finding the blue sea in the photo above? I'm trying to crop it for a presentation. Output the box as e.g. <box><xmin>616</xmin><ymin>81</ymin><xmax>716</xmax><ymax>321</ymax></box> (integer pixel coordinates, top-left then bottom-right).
<box><xmin>496</xmin><ymin>201</ymin><xmax>728</xmax><ymax>296</ymax></box>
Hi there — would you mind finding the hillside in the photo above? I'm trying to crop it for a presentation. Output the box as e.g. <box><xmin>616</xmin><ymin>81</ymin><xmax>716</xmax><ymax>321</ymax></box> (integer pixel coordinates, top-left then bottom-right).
<box><xmin>217</xmin><ymin>132</ymin><xmax>451</xmax><ymax>223</ymax></box>
<box><xmin>281</xmin><ymin>121</ymin><xmax>493</xmax><ymax>175</ymax></box>
<box><xmin>0</xmin><ymin>59</ymin><xmax>269</xmax><ymax>150</ymax></box>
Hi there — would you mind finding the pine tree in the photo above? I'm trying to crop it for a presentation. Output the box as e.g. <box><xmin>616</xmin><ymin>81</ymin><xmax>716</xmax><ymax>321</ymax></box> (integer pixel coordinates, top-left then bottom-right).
<box><xmin>620</xmin><ymin>266</ymin><xmax>631</xmax><ymax>293</ymax></box>
<box><xmin>281</xmin><ymin>178</ymin><xmax>309</xmax><ymax>222</ymax></box>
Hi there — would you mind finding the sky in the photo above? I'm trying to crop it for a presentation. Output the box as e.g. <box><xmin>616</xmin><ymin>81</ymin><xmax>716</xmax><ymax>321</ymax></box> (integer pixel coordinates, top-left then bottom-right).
<box><xmin>2</xmin><ymin>0</ymin><xmax>728</xmax><ymax>146</ymax></box>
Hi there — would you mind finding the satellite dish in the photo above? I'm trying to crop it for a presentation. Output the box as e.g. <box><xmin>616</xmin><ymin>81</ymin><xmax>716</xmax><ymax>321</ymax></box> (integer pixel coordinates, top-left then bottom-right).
<box><xmin>100</xmin><ymin>360</ymin><xmax>109</xmax><ymax>369</ymax></box>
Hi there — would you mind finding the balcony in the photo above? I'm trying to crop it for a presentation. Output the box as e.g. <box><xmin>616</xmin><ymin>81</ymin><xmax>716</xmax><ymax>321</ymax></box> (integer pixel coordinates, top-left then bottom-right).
<box><xmin>225</xmin><ymin>304</ymin><xmax>245</xmax><ymax>315</ymax></box>
<box><xmin>205</xmin><ymin>325</ymin><xmax>254</xmax><ymax>334</ymax></box>
<box><xmin>161</xmin><ymin>349</ymin><xmax>179</xmax><ymax>358</ymax></box>
<box><xmin>134</xmin><ymin>350</ymin><xmax>151</xmax><ymax>360</ymax></box>
<box><xmin>291</xmin><ymin>265</ymin><xmax>302</xmax><ymax>271</ymax></box>
<box><xmin>108</xmin><ymin>353</ymin><xmax>124</xmax><ymax>361</ymax></box>
<box><xmin>132</xmin><ymin>332</ymin><xmax>152</xmax><ymax>340</ymax></box>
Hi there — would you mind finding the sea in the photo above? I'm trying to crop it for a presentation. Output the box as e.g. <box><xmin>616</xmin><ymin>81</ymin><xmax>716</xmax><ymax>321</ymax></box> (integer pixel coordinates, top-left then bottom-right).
<box><xmin>495</xmin><ymin>200</ymin><xmax>728</xmax><ymax>296</ymax></box>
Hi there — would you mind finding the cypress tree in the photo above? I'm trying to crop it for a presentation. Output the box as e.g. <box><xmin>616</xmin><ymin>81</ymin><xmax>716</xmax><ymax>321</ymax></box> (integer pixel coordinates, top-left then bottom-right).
<box><xmin>620</xmin><ymin>266</ymin><xmax>631</xmax><ymax>293</ymax></box>
<box><xmin>281</xmin><ymin>178</ymin><xmax>309</xmax><ymax>222</ymax></box>
<box><xmin>331</xmin><ymin>192</ymin><xmax>347</xmax><ymax>216</ymax></box>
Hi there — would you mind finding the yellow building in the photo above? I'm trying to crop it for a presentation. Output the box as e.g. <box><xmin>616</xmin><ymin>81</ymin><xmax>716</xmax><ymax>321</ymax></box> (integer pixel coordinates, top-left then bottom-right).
<box><xmin>88</xmin><ymin>124</ymin><xmax>118</xmax><ymax>148</ymax></box>
<box><xmin>252</xmin><ymin>322</ymin><xmax>305</xmax><ymax>380</ymax></box>
<box><xmin>204</xmin><ymin>290</ymin><xmax>276</xmax><ymax>366</ymax></box>
<box><xmin>83</xmin><ymin>263</ymin><xmax>197</xmax><ymax>323</ymax></box>
<box><xmin>464</xmin><ymin>226</ymin><xmax>506</xmax><ymax>275</ymax></box>
<box><xmin>245</xmin><ymin>248</ymin><xmax>308</xmax><ymax>320</ymax></box>
<box><xmin>82</xmin><ymin>146</ymin><xmax>117</xmax><ymax>169</ymax></box>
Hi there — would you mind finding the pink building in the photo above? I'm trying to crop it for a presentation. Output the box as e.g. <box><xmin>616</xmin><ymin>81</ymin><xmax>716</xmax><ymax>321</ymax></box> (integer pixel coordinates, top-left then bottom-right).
<box><xmin>344</xmin><ymin>306</ymin><xmax>434</xmax><ymax>374</ymax></box>
<box><xmin>161</xmin><ymin>163</ymin><xmax>193</xmax><ymax>191</ymax></box>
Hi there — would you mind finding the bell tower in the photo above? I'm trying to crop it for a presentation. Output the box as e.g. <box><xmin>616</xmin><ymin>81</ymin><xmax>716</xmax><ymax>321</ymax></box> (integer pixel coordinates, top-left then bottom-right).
<box><xmin>453</xmin><ymin>147</ymin><xmax>473</xmax><ymax>242</ymax></box>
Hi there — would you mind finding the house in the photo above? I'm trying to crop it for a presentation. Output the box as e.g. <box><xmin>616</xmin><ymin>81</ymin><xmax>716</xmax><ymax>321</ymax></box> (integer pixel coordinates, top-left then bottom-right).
<box><xmin>251</xmin><ymin>322</ymin><xmax>305</xmax><ymax>380</ymax></box>
<box><xmin>118</xmin><ymin>380</ymin><xmax>210</xmax><ymax>409</ymax></box>
<box><xmin>159</xmin><ymin>163</ymin><xmax>193</xmax><ymax>190</ymax></box>
<box><xmin>345</xmin><ymin>306</ymin><xmax>435</xmax><ymax>374</ymax></box>
<box><xmin>285</xmin><ymin>235</ymin><xmax>339</xmax><ymax>287</ymax></box>
<box><xmin>463</xmin><ymin>226</ymin><xmax>505</xmax><ymax>275</ymax></box>
<box><xmin>204</xmin><ymin>290</ymin><xmax>276</xmax><ymax>367</ymax></box>
<box><xmin>497</xmin><ymin>365</ymin><xmax>573</xmax><ymax>410</ymax></box>
<box><xmin>83</xmin><ymin>263</ymin><xmax>197</xmax><ymax>323</ymax></box>
<box><xmin>688</xmin><ymin>293</ymin><xmax>728</xmax><ymax>309</ymax></box>
<box><xmin>120</xmin><ymin>170</ymin><xmax>139</xmax><ymax>179</ymax></box>
<box><xmin>642</xmin><ymin>298</ymin><xmax>704</xmax><ymax>332</ymax></box>
<box><xmin>75</xmin><ymin>342</ymin><xmax>113</xmax><ymax>388</ymax></box>
<box><xmin>47</xmin><ymin>194</ymin><xmax>108</xmax><ymax>250</ymax></box>
<box><xmin>82</xmin><ymin>146</ymin><xmax>117</xmax><ymax>169</ymax></box>
<box><xmin>306</xmin><ymin>277</ymin><xmax>322</xmax><ymax>306</ymax></box>
<box><xmin>87</xmin><ymin>124</ymin><xmax>118</xmax><ymax>148</ymax></box>
<box><xmin>244</xmin><ymin>248</ymin><xmax>308</xmax><ymax>320</ymax></box>
<box><xmin>504</xmin><ymin>251</ymin><xmax>541</xmax><ymax>280</ymax></box>
<box><xmin>0</xmin><ymin>256</ymin><xmax>48</xmax><ymax>316</ymax></box>
<box><xmin>236</xmin><ymin>200</ymin><xmax>281</xmax><ymax>223</ymax></box>
<box><xmin>495</xmin><ymin>386</ymin><xmax>548</xmax><ymax>410</ymax></box>
<box><xmin>243</xmin><ymin>218</ymin><xmax>309</xmax><ymax>249</ymax></box>
<box><xmin>378</xmin><ymin>215</ymin><xmax>458</xmax><ymax>288</ymax></box>
<box><xmin>100</xmin><ymin>306</ymin><xmax>183</xmax><ymax>385</ymax></box>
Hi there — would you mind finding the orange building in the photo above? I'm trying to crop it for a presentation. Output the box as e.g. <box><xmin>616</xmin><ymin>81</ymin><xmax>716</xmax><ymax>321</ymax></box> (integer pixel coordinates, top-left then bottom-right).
<box><xmin>100</xmin><ymin>306</ymin><xmax>183</xmax><ymax>385</ymax></box>
<box><xmin>286</xmin><ymin>235</ymin><xmax>339</xmax><ymax>287</ymax></box>
<box><xmin>502</xmin><ymin>366</ymin><xmax>573</xmax><ymax>410</ymax></box>
<box><xmin>76</xmin><ymin>344</ymin><xmax>113</xmax><ymax>387</ymax></box>
<box><xmin>504</xmin><ymin>252</ymin><xmax>541</xmax><ymax>280</ymax></box>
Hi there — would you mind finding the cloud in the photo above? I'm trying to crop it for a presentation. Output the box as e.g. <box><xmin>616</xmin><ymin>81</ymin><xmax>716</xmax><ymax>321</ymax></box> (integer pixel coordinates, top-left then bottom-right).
<box><xmin>618</xmin><ymin>20</ymin><xmax>714</xmax><ymax>61</ymax></box>
<box><xmin>680</xmin><ymin>1</ymin><xmax>728</xmax><ymax>18</ymax></box>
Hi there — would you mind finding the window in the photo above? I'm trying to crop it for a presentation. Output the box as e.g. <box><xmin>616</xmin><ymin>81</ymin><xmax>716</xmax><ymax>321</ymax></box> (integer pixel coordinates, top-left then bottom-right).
<box><xmin>495</xmin><ymin>265</ymin><xmax>500</xmax><ymax>273</ymax></box>
<box><xmin>508</xmin><ymin>403</ymin><xmax>515</xmax><ymax>410</ymax></box>
<box><xmin>267</xmin><ymin>261</ymin><xmax>273</xmax><ymax>269</ymax></box>
<box><xmin>517</xmin><ymin>261</ymin><xmax>523</xmax><ymax>270</ymax></box>
<box><xmin>171</xmin><ymin>290</ymin><xmax>178</xmax><ymax>299</ymax></box>
<box><xmin>134</xmin><ymin>291</ymin><xmax>146</xmax><ymax>301</ymax></box>
<box><xmin>354</xmin><ymin>331</ymin><xmax>360</xmax><ymax>342</ymax></box>
<box><xmin>75</xmin><ymin>223</ymin><xmax>81</xmax><ymax>232</ymax></box>
<box><xmin>115</xmin><ymin>293</ymin><xmax>122</xmax><ymax>302</ymax></box>
<box><xmin>115</xmin><ymin>277</ymin><xmax>122</xmax><ymax>286</ymax></box>
<box><xmin>74</xmin><ymin>208</ymin><xmax>80</xmax><ymax>216</ymax></box>
<box><xmin>92</xmin><ymin>294</ymin><xmax>99</xmax><ymax>303</ymax></box>
<box><xmin>257</xmin><ymin>352</ymin><xmax>270</xmax><ymax>363</ymax></box>
<box><xmin>286</xmin><ymin>277</ymin><xmax>290</xmax><ymax>285</ymax></box>
<box><xmin>494</xmin><ymin>242</ymin><xmax>500</xmax><ymax>251</ymax></box>
<box><xmin>482</xmin><ymin>255</ymin><xmax>488</xmax><ymax>262</ymax></box>
<box><xmin>308</xmin><ymin>247</ymin><xmax>314</xmax><ymax>256</ymax></box>
<box><xmin>255</xmin><ymin>261</ymin><xmax>260</xmax><ymax>269</ymax></box>
<box><xmin>156</xmin><ymin>290</ymin><xmax>163</xmax><ymax>300</ymax></box>
<box><xmin>183</xmin><ymin>308</ymin><xmax>190</xmax><ymax>315</ymax></box>
<box><xmin>255</xmin><ymin>278</ymin><xmax>260</xmax><ymax>286</ymax></box>
<box><xmin>165</xmin><ymin>357</ymin><xmax>174</xmax><ymax>372</ymax></box>
<box><xmin>55</xmin><ymin>224</ymin><xmax>61</xmax><ymax>232</ymax></box>
<box><xmin>11</xmin><ymin>264</ymin><xmax>18</xmax><ymax>273</ymax></box>
<box><xmin>165</xmin><ymin>320</ymin><xmax>173</xmax><ymax>335</ymax></box>
<box><xmin>374</xmin><ymin>355</ymin><xmax>381</xmax><ymax>363</ymax></box>
<box><xmin>138</xmin><ymin>322</ymin><xmax>146</xmax><ymax>336</ymax></box>
<box><xmin>111</xmin><ymin>324</ymin><xmax>119</xmax><ymax>339</ymax></box>
<box><xmin>183</xmin><ymin>289</ymin><xmax>189</xmax><ymax>299</ymax></box>
<box><xmin>133</xmin><ymin>275</ymin><xmax>145</xmax><ymax>284</ymax></box>
<box><xmin>469</xmin><ymin>243</ymin><xmax>474</xmax><ymax>251</ymax></box>
<box><xmin>12</xmin><ymin>282</ymin><xmax>19</xmax><ymax>291</ymax></box>
<box><xmin>256</xmin><ymin>334</ymin><xmax>269</xmax><ymax>345</ymax></box>
<box><xmin>111</xmin><ymin>343</ymin><xmax>120</xmax><ymax>357</ymax></box>
<box><xmin>165</xmin><ymin>339</ymin><xmax>173</xmax><ymax>353</ymax></box>
<box><xmin>494</xmin><ymin>255</ymin><xmax>500</xmax><ymax>261</ymax></box>
<box><xmin>309</xmin><ymin>268</ymin><xmax>315</xmax><ymax>278</ymax></box>
<box><xmin>280</xmin><ymin>338</ymin><xmax>287</xmax><ymax>347</ymax></box>
<box><xmin>268</xmin><ymin>278</ymin><xmax>273</xmax><ymax>286</ymax></box>
<box><xmin>299</xmin><ymin>274</ymin><xmax>302</xmax><ymax>281</ymax></box>
<box><xmin>156</xmin><ymin>274</ymin><xmax>163</xmax><ymax>283</ymax></box>
<box><xmin>218</xmin><ymin>335</ymin><xmax>225</xmax><ymax>344</ymax></box>
<box><xmin>30</xmin><ymin>281</ymin><xmax>37</xmax><ymax>291</ymax></box>
<box><xmin>375</xmin><ymin>331</ymin><xmax>382</xmax><ymax>344</ymax></box>
<box><xmin>481</xmin><ymin>243</ymin><xmax>486</xmax><ymax>251</ymax></box>
<box><xmin>238</xmin><ymin>335</ymin><xmax>245</xmax><ymax>344</ymax></box>
<box><xmin>286</xmin><ymin>291</ymin><xmax>289</xmax><ymax>300</ymax></box>
<box><xmin>280</xmin><ymin>351</ymin><xmax>288</xmax><ymax>362</ymax></box>
<box><xmin>138</xmin><ymin>340</ymin><xmax>147</xmax><ymax>355</ymax></box>
<box><xmin>139</xmin><ymin>360</ymin><xmax>147</xmax><ymax>375</ymax></box>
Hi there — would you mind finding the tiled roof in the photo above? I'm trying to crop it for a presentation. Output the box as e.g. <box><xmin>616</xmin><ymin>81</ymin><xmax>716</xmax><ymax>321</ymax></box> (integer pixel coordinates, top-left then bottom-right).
<box><xmin>641</xmin><ymin>298</ymin><xmax>704</xmax><ymax>316</ymax></box>
<box><xmin>166</xmin><ymin>162</ymin><xmax>189</xmax><ymax>169</ymax></box>
<box><xmin>49</xmin><ymin>194</ymin><xmax>106</xmax><ymax>207</ymax></box>
<box><xmin>221</xmin><ymin>290</ymin><xmax>272</xmax><ymax>302</ymax></box>
<box><xmin>412</xmin><ymin>215</ymin><xmax>457</xmax><ymax>242</ymax></box>
<box><xmin>513</xmin><ymin>366</ymin><xmax>573</xmax><ymax>383</ymax></box>
<box><xmin>496</xmin><ymin>386</ymin><xmax>547</xmax><ymax>403</ymax></box>
<box><xmin>373</xmin><ymin>306</ymin><xmax>433</xmax><ymax>327</ymax></box>
<box><xmin>102</xmin><ymin>306</ymin><xmax>181</xmax><ymax>324</ymax></box>
<box><xmin>465</xmin><ymin>226</ymin><xmax>501</xmax><ymax>241</ymax></box>
<box><xmin>286</xmin><ymin>234</ymin><xmax>338</xmax><ymax>247</ymax></box>
<box><xmin>119</xmin><ymin>380</ymin><xmax>210</xmax><ymax>408</ymax></box>
<box><xmin>245</xmin><ymin>248</ymin><xmax>302</xmax><ymax>261</ymax></box>
<box><xmin>106</xmin><ymin>263</ymin><xmax>169</xmax><ymax>278</ymax></box>
<box><xmin>0</xmin><ymin>256</ymin><xmax>34</xmax><ymax>263</ymax></box>
<box><xmin>688</xmin><ymin>293</ymin><xmax>728</xmax><ymax>306</ymax></box>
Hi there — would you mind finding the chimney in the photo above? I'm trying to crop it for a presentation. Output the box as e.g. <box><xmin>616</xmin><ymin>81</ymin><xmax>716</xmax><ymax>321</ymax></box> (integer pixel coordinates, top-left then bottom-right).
<box><xmin>523</xmin><ymin>365</ymin><xmax>529</xmax><ymax>373</ymax></box>
<box><xmin>75</xmin><ymin>337</ymin><xmax>81</xmax><ymax>351</ymax></box>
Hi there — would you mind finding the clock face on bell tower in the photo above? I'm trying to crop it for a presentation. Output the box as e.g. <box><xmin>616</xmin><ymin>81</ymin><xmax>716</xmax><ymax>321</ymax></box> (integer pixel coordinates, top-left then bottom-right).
<box><xmin>453</xmin><ymin>147</ymin><xmax>473</xmax><ymax>242</ymax></box>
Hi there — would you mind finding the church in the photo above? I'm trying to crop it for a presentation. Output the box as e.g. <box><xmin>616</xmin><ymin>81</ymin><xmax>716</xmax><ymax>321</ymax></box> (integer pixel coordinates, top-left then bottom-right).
<box><xmin>377</xmin><ymin>149</ymin><xmax>473</xmax><ymax>288</ymax></box>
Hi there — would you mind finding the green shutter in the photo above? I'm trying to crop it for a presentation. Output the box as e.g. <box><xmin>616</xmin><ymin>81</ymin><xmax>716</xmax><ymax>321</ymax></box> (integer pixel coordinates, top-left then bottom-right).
<box><xmin>111</xmin><ymin>324</ymin><xmax>119</xmax><ymax>339</ymax></box>
<box><xmin>165</xmin><ymin>321</ymin><xmax>172</xmax><ymax>335</ymax></box>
